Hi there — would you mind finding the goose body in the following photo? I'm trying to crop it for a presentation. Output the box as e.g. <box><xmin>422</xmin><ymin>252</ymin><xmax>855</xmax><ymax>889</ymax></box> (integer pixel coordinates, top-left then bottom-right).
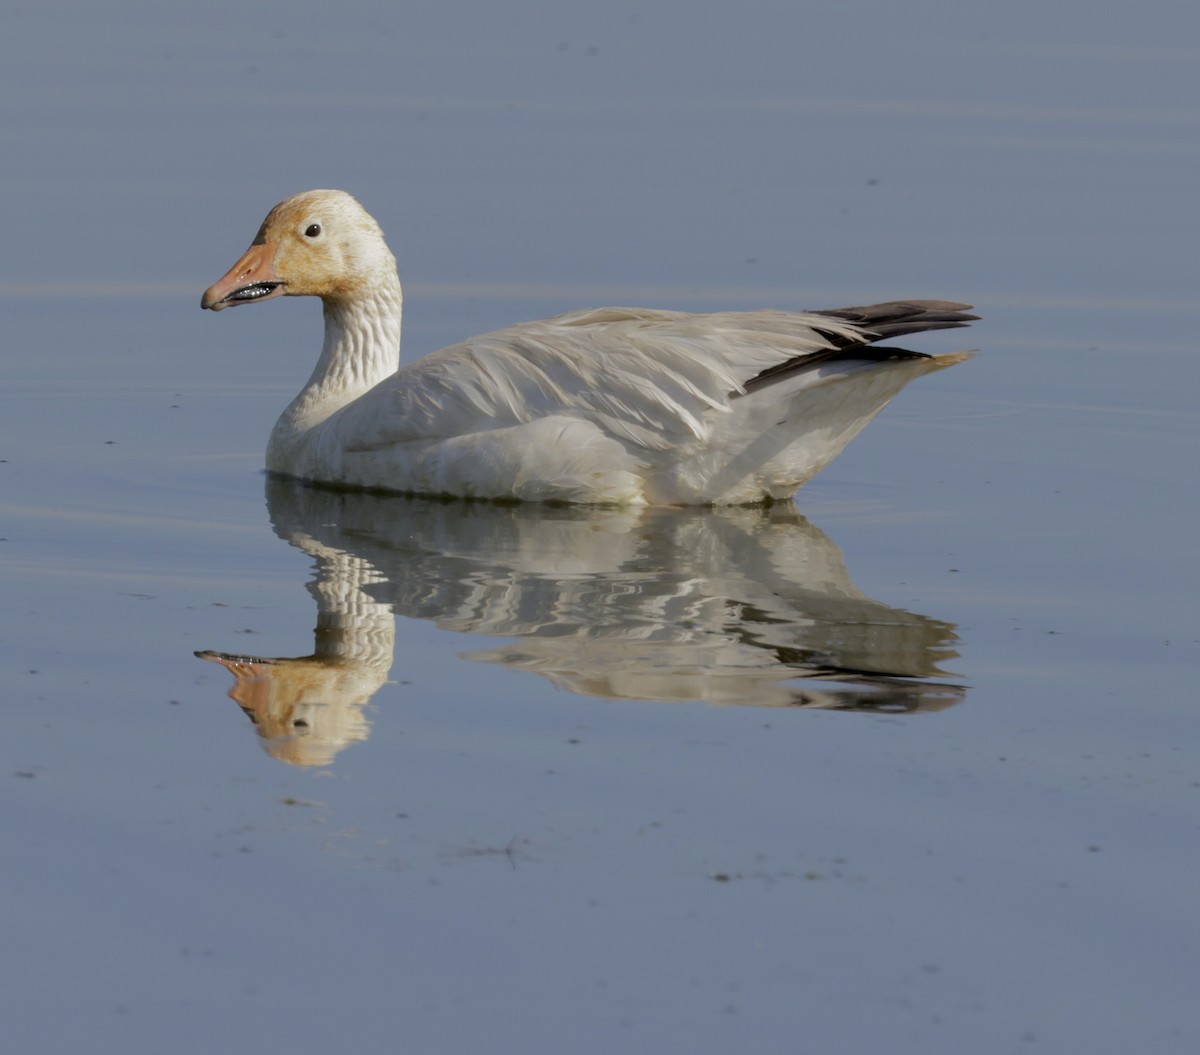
<box><xmin>202</xmin><ymin>189</ymin><xmax>976</xmax><ymax>505</ymax></box>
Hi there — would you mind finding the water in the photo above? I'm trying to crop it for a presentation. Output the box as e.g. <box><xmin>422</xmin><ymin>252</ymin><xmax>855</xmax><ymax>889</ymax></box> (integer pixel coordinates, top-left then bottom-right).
<box><xmin>3</xmin><ymin>2</ymin><xmax>1199</xmax><ymax>1052</ymax></box>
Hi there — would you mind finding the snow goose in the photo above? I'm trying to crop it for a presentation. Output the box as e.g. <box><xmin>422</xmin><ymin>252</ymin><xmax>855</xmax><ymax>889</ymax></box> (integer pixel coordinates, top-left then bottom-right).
<box><xmin>201</xmin><ymin>189</ymin><xmax>976</xmax><ymax>505</ymax></box>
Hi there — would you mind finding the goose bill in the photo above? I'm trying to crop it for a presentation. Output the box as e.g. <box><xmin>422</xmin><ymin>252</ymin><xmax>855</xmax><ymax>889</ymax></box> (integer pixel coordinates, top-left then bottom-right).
<box><xmin>201</xmin><ymin>242</ymin><xmax>284</xmax><ymax>310</ymax></box>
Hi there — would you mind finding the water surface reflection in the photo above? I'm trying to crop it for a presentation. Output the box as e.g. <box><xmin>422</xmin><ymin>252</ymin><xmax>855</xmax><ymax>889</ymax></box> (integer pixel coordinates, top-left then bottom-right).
<box><xmin>199</xmin><ymin>480</ymin><xmax>964</xmax><ymax>764</ymax></box>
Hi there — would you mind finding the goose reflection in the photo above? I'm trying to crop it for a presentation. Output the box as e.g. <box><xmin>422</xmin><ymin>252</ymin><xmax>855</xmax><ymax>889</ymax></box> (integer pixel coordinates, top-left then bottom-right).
<box><xmin>199</xmin><ymin>479</ymin><xmax>965</xmax><ymax>765</ymax></box>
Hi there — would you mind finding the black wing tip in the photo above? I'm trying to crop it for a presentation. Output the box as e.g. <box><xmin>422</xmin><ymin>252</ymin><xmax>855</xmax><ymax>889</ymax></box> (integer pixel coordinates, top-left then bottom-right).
<box><xmin>815</xmin><ymin>298</ymin><xmax>977</xmax><ymax>317</ymax></box>
<box><xmin>737</xmin><ymin>299</ymin><xmax>979</xmax><ymax>397</ymax></box>
<box><xmin>739</xmin><ymin>344</ymin><xmax>939</xmax><ymax>396</ymax></box>
<box><xmin>810</xmin><ymin>299</ymin><xmax>979</xmax><ymax>344</ymax></box>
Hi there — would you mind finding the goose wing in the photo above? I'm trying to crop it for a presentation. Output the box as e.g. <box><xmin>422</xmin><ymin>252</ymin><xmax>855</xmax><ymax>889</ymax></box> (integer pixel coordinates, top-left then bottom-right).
<box><xmin>340</xmin><ymin>301</ymin><xmax>975</xmax><ymax>455</ymax></box>
<box><xmin>341</xmin><ymin>307</ymin><xmax>842</xmax><ymax>454</ymax></box>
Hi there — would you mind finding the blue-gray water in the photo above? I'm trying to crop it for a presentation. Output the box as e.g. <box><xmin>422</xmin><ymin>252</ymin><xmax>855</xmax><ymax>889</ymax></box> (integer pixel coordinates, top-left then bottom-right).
<box><xmin>3</xmin><ymin>2</ymin><xmax>1198</xmax><ymax>1052</ymax></box>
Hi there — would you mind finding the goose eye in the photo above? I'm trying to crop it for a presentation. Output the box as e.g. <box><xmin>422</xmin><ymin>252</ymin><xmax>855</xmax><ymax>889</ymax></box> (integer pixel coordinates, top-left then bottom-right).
<box><xmin>304</xmin><ymin>224</ymin><xmax>322</xmax><ymax>238</ymax></box>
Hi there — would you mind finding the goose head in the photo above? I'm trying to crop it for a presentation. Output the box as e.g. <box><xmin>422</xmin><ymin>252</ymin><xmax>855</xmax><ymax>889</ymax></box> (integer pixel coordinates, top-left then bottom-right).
<box><xmin>201</xmin><ymin>189</ymin><xmax>396</xmax><ymax>311</ymax></box>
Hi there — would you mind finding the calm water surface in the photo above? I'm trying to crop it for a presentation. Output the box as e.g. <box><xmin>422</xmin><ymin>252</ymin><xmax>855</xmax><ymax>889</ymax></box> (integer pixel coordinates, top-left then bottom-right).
<box><xmin>3</xmin><ymin>2</ymin><xmax>1199</xmax><ymax>1052</ymax></box>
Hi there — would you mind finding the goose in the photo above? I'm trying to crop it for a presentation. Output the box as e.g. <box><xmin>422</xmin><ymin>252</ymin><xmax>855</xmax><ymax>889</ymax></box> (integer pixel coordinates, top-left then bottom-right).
<box><xmin>201</xmin><ymin>189</ymin><xmax>976</xmax><ymax>505</ymax></box>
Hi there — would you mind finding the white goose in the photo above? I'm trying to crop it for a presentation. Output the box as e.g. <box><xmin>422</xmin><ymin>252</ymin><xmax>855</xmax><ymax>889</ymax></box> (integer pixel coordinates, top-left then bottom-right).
<box><xmin>202</xmin><ymin>189</ymin><xmax>976</xmax><ymax>505</ymax></box>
